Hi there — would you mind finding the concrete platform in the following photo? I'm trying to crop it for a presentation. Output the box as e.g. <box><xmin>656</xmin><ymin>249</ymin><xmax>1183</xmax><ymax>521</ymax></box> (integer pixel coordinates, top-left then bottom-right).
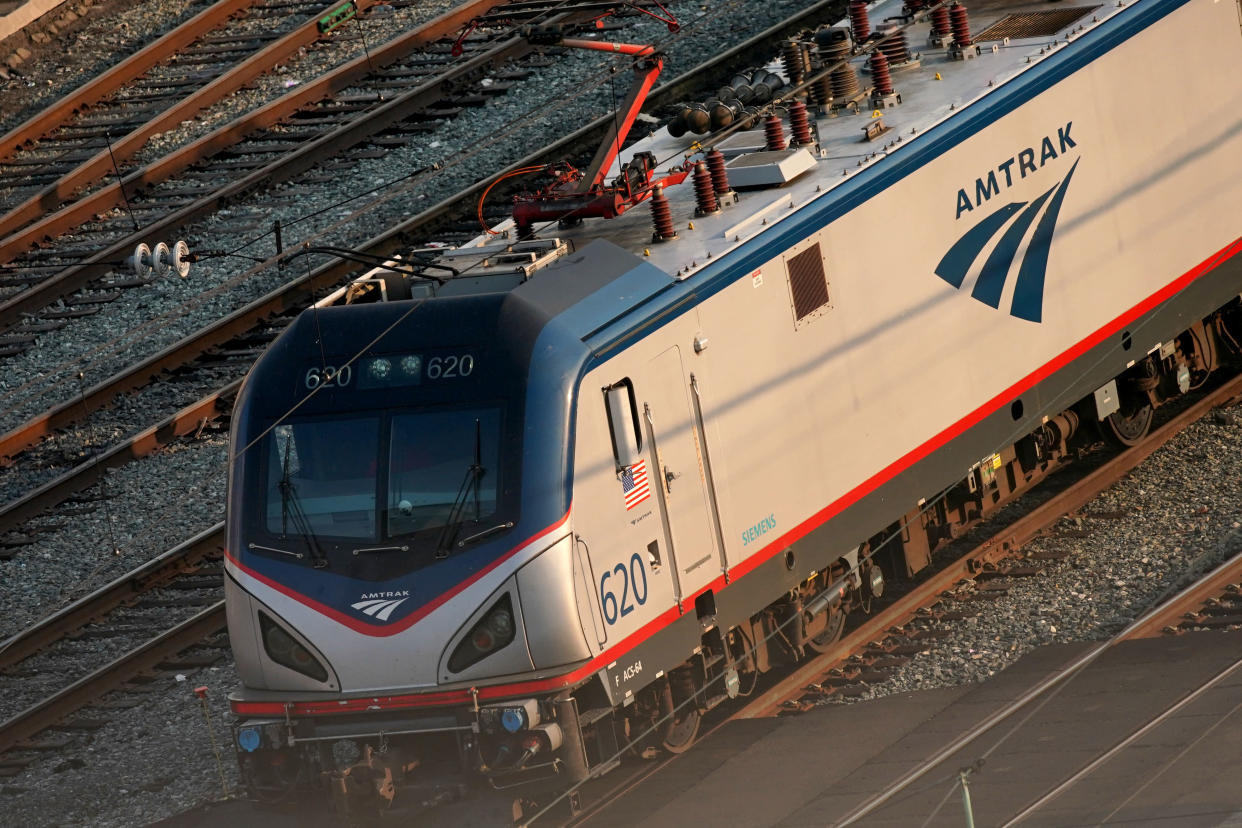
<box><xmin>1</xmin><ymin>0</ymin><xmax>67</xmax><ymax>44</ymax></box>
<box><xmin>586</xmin><ymin>630</ymin><xmax>1242</xmax><ymax>828</ymax></box>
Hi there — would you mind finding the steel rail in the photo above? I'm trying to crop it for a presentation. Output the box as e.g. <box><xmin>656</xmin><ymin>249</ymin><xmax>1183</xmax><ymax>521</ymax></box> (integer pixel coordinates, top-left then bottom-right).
<box><xmin>1123</xmin><ymin>539</ymin><xmax>1242</xmax><ymax>638</ymax></box>
<box><xmin>0</xmin><ymin>524</ymin><xmax>224</xmax><ymax>671</ymax></box>
<box><xmin>0</xmin><ymin>0</ymin><xmax>849</xmax><ymax>458</ymax></box>
<box><xmin>736</xmin><ymin>370</ymin><xmax>1242</xmax><ymax>719</ymax></box>
<box><xmin>0</xmin><ymin>601</ymin><xmax>226</xmax><ymax>756</ymax></box>
<box><xmin>0</xmin><ymin>0</ymin><xmax>507</xmax><ymax>263</ymax></box>
<box><xmin>0</xmin><ymin>0</ymin><xmax>384</xmax><ymax>244</ymax></box>
<box><xmin>0</xmin><ymin>380</ymin><xmax>237</xmax><ymax>529</ymax></box>
<box><xmin>0</xmin><ymin>0</ymin><xmax>258</xmax><ymax>161</ymax></box>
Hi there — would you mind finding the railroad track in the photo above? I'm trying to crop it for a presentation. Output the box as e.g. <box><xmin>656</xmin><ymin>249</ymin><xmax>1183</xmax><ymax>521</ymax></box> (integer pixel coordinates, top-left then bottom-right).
<box><xmin>1120</xmin><ymin>528</ymin><xmax>1242</xmax><ymax>638</ymax></box>
<box><xmin>0</xmin><ymin>0</ymin><xmax>594</xmax><ymax>339</ymax></box>
<box><xmin>0</xmin><ymin>526</ymin><xmax>227</xmax><ymax>770</ymax></box>
<box><xmin>0</xmin><ymin>0</ymin><xmax>367</xmax><ymax>232</ymax></box>
<box><xmin>524</xmin><ymin>369</ymin><xmax>1242</xmax><ymax>827</ymax></box>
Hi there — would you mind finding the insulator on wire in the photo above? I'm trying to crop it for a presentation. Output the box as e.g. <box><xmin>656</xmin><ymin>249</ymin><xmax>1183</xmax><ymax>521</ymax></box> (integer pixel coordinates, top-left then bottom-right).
<box><xmin>950</xmin><ymin>3</ymin><xmax>973</xmax><ymax>47</ymax></box>
<box><xmin>931</xmin><ymin>4</ymin><xmax>951</xmax><ymax>36</ymax></box>
<box><xmin>650</xmin><ymin>184</ymin><xmax>677</xmax><ymax>242</ymax></box>
<box><xmin>781</xmin><ymin>39</ymin><xmax>809</xmax><ymax>86</ymax></box>
<box><xmin>763</xmin><ymin>114</ymin><xmax>787</xmax><ymax>152</ymax></box>
<box><xmin>693</xmin><ymin>162</ymin><xmax>719</xmax><ymax>216</ymax></box>
<box><xmin>788</xmin><ymin>100</ymin><xmax>814</xmax><ymax>146</ymax></box>
<box><xmin>849</xmin><ymin>1</ymin><xmax>871</xmax><ymax>44</ymax></box>
<box><xmin>870</xmin><ymin>51</ymin><xmax>894</xmax><ymax>96</ymax></box>
<box><xmin>706</xmin><ymin>149</ymin><xmax>732</xmax><ymax>198</ymax></box>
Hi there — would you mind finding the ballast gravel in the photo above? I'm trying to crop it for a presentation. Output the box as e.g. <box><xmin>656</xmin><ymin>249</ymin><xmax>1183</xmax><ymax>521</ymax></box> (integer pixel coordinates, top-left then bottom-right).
<box><xmin>0</xmin><ymin>436</ymin><xmax>228</xmax><ymax>641</ymax></box>
<box><xmin>824</xmin><ymin>406</ymin><xmax>1242</xmax><ymax>706</ymax></box>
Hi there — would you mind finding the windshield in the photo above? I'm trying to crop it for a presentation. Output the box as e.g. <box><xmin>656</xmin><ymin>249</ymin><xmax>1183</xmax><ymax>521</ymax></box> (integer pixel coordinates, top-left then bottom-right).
<box><xmin>388</xmin><ymin>409</ymin><xmax>499</xmax><ymax>536</ymax></box>
<box><xmin>262</xmin><ymin>407</ymin><xmax>501</xmax><ymax>544</ymax></box>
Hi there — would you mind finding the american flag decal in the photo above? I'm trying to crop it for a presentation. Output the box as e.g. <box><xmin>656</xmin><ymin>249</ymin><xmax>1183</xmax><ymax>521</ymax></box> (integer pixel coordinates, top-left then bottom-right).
<box><xmin>621</xmin><ymin>459</ymin><xmax>650</xmax><ymax>510</ymax></box>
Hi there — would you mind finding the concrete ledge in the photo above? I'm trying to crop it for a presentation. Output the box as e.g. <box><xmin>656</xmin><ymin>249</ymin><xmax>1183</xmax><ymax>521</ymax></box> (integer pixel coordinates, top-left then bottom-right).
<box><xmin>1</xmin><ymin>0</ymin><xmax>72</xmax><ymax>47</ymax></box>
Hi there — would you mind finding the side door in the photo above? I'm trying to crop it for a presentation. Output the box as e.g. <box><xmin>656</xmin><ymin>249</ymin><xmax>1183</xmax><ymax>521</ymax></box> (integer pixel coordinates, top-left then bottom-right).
<box><xmin>642</xmin><ymin>346</ymin><xmax>721</xmax><ymax>603</ymax></box>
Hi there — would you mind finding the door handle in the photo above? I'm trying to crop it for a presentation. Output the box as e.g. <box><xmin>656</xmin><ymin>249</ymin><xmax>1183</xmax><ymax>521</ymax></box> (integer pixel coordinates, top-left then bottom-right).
<box><xmin>664</xmin><ymin>466</ymin><xmax>680</xmax><ymax>491</ymax></box>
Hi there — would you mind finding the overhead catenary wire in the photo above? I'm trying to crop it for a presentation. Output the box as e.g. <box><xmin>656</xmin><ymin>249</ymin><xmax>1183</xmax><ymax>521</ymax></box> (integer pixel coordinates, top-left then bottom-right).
<box><xmin>833</xmin><ymin>541</ymin><xmax>1242</xmax><ymax>827</ymax></box>
<box><xmin>0</xmin><ymin>0</ymin><xmax>752</xmax><ymax>413</ymax></box>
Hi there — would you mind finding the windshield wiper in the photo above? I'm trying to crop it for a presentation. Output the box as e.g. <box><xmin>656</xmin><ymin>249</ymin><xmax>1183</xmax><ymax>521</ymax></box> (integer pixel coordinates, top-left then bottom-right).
<box><xmin>279</xmin><ymin>438</ymin><xmax>329</xmax><ymax>569</ymax></box>
<box><xmin>456</xmin><ymin>522</ymin><xmax>514</xmax><ymax>548</ymax></box>
<box><xmin>353</xmin><ymin>544</ymin><xmax>410</xmax><ymax>556</ymax></box>
<box><xmin>435</xmin><ymin>418</ymin><xmax>485</xmax><ymax>559</ymax></box>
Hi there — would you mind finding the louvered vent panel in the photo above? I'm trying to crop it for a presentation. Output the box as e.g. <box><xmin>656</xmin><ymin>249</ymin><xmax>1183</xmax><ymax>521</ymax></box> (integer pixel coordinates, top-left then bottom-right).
<box><xmin>974</xmin><ymin>7</ymin><xmax>1097</xmax><ymax>41</ymax></box>
<box><xmin>788</xmin><ymin>244</ymin><xmax>829</xmax><ymax>322</ymax></box>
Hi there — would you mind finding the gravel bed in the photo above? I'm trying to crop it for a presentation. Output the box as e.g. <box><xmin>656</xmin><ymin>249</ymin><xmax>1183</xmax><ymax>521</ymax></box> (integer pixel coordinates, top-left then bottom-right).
<box><xmin>0</xmin><ymin>587</ymin><xmax>220</xmax><ymax>723</ymax></box>
<box><xmin>0</xmin><ymin>435</ymin><xmax>227</xmax><ymax>640</ymax></box>
<box><xmin>0</xmin><ymin>657</ymin><xmax>241</xmax><ymax>828</ymax></box>
<box><xmin>822</xmin><ymin>406</ymin><xmax>1242</xmax><ymax>706</ymax></box>
<box><xmin>129</xmin><ymin>0</ymin><xmax>466</xmax><ymax>167</ymax></box>
<box><xmin>2</xmin><ymin>0</ymin><xmax>211</xmax><ymax>134</ymax></box>
<box><xmin>1</xmin><ymin>0</ymin><xmax>466</xmax><ymax>207</ymax></box>
<box><xmin>0</xmin><ymin>363</ymin><xmax>239</xmax><ymax>506</ymax></box>
<box><xmin>0</xmin><ymin>0</ymin><xmax>818</xmax><ymax>438</ymax></box>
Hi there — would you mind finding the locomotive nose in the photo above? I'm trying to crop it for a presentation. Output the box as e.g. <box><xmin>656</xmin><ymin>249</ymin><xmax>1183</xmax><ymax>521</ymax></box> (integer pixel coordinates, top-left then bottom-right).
<box><xmin>437</xmin><ymin>534</ymin><xmax>593</xmax><ymax>684</ymax></box>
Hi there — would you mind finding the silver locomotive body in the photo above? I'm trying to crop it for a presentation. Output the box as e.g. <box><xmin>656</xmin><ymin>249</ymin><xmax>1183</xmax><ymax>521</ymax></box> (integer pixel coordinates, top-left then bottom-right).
<box><xmin>225</xmin><ymin>0</ymin><xmax>1242</xmax><ymax>813</ymax></box>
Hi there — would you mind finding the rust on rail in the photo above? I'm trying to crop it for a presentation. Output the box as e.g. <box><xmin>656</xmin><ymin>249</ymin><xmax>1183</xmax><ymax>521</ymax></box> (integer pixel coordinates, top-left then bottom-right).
<box><xmin>0</xmin><ymin>0</ymin><xmax>386</xmax><ymax>246</ymax></box>
<box><xmin>0</xmin><ymin>525</ymin><xmax>224</xmax><ymax>671</ymax></box>
<box><xmin>0</xmin><ymin>0</ymin><xmax>258</xmax><ymax>162</ymax></box>
<box><xmin>0</xmin><ymin>602</ymin><xmax>225</xmax><ymax>756</ymax></box>
<box><xmin>0</xmin><ymin>0</ymin><xmax>507</xmax><ymax>263</ymax></box>
<box><xmin>0</xmin><ymin>382</ymin><xmax>237</xmax><ymax>531</ymax></box>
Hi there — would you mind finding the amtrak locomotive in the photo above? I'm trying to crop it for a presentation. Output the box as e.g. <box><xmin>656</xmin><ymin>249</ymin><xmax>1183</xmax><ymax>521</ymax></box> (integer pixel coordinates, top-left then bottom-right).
<box><xmin>225</xmin><ymin>0</ymin><xmax>1242</xmax><ymax>814</ymax></box>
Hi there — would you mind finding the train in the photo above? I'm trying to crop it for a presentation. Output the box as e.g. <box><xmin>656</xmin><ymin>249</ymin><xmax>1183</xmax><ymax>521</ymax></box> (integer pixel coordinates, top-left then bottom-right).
<box><xmin>223</xmin><ymin>0</ymin><xmax>1242</xmax><ymax>817</ymax></box>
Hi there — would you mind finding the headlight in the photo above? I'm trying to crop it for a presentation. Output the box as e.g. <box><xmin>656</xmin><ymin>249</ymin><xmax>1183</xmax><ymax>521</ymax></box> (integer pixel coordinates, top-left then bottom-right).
<box><xmin>259</xmin><ymin>612</ymin><xmax>329</xmax><ymax>682</ymax></box>
<box><xmin>400</xmin><ymin>355</ymin><xmax>422</xmax><ymax>377</ymax></box>
<box><xmin>448</xmin><ymin>595</ymin><xmax>516</xmax><ymax>673</ymax></box>
<box><xmin>367</xmin><ymin>357</ymin><xmax>392</xmax><ymax>380</ymax></box>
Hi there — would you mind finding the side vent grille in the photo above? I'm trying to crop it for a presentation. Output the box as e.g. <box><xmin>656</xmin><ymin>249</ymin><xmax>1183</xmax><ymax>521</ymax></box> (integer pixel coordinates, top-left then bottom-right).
<box><xmin>787</xmin><ymin>243</ymin><xmax>830</xmax><ymax>323</ymax></box>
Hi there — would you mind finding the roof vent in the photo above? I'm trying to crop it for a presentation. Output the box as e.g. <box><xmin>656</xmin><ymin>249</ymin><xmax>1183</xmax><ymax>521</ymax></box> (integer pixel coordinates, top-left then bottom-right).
<box><xmin>725</xmin><ymin>147</ymin><xmax>818</xmax><ymax>189</ymax></box>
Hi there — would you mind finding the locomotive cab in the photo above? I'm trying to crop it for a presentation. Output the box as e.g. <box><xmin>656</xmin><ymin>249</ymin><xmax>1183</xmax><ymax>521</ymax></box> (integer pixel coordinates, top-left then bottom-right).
<box><xmin>224</xmin><ymin>240</ymin><xmax>664</xmax><ymax>805</ymax></box>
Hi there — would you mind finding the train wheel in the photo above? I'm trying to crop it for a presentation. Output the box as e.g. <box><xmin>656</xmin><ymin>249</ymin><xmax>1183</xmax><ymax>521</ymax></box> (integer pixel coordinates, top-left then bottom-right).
<box><xmin>1102</xmin><ymin>404</ymin><xmax>1153</xmax><ymax>447</ymax></box>
<box><xmin>661</xmin><ymin>708</ymin><xmax>701</xmax><ymax>754</ymax></box>
<box><xmin>805</xmin><ymin>604</ymin><xmax>846</xmax><ymax>654</ymax></box>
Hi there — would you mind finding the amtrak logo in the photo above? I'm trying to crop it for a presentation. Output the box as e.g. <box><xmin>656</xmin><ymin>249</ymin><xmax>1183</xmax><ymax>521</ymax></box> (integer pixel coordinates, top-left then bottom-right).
<box><xmin>936</xmin><ymin>125</ymin><xmax>1080</xmax><ymax>323</ymax></box>
<box><xmin>351</xmin><ymin>590</ymin><xmax>410</xmax><ymax>621</ymax></box>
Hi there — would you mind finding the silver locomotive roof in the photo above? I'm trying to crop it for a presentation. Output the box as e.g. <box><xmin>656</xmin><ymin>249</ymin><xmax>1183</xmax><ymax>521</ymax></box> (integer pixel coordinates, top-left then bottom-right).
<box><xmin>425</xmin><ymin>0</ymin><xmax>1116</xmax><ymax>288</ymax></box>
